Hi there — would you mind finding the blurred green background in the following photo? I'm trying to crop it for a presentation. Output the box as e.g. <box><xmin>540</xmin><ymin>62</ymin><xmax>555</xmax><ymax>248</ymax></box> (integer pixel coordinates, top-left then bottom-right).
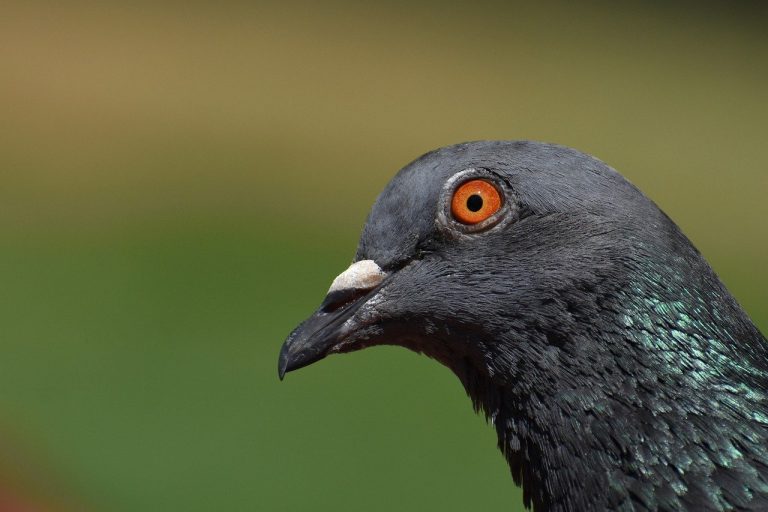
<box><xmin>0</xmin><ymin>1</ymin><xmax>766</xmax><ymax>510</ymax></box>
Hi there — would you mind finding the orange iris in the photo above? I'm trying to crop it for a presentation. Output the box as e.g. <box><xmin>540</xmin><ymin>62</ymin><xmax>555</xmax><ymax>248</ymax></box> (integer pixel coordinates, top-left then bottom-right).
<box><xmin>450</xmin><ymin>179</ymin><xmax>502</xmax><ymax>225</ymax></box>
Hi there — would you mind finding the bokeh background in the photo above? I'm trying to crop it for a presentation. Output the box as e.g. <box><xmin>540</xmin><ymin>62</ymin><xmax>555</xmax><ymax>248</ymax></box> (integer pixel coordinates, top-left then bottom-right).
<box><xmin>1</xmin><ymin>1</ymin><xmax>766</xmax><ymax>510</ymax></box>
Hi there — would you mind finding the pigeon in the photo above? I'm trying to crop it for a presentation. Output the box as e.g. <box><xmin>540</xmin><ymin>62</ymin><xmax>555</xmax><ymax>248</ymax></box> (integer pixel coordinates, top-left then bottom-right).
<box><xmin>278</xmin><ymin>141</ymin><xmax>768</xmax><ymax>511</ymax></box>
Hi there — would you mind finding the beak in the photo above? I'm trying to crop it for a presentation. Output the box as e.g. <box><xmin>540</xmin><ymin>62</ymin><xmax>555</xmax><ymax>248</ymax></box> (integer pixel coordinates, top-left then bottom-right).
<box><xmin>278</xmin><ymin>260</ymin><xmax>387</xmax><ymax>380</ymax></box>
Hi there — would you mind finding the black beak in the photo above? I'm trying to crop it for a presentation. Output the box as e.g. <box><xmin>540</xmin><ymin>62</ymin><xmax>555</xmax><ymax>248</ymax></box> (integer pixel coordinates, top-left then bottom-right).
<box><xmin>278</xmin><ymin>260</ymin><xmax>387</xmax><ymax>380</ymax></box>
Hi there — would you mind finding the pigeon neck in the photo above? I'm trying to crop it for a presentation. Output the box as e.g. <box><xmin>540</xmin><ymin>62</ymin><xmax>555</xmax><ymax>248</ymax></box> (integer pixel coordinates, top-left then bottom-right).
<box><xmin>457</xmin><ymin>323</ymin><xmax>768</xmax><ymax>512</ymax></box>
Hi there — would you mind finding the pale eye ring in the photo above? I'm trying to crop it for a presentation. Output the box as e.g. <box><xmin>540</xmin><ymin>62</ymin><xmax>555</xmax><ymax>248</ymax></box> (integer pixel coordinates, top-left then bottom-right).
<box><xmin>437</xmin><ymin>168</ymin><xmax>515</xmax><ymax>235</ymax></box>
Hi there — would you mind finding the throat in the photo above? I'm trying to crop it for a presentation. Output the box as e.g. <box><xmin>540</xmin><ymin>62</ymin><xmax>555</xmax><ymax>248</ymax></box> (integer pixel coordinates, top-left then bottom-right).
<box><xmin>463</xmin><ymin>373</ymin><xmax>640</xmax><ymax>511</ymax></box>
<box><xmin>487</xmin><ymin>387</ymin><xmax>614</xmax><ymax>512</ymax></box>
<box><xmin>463</xmin><ymin>379</ymin><xmax>605</xmax><ymax>511</ymax></box>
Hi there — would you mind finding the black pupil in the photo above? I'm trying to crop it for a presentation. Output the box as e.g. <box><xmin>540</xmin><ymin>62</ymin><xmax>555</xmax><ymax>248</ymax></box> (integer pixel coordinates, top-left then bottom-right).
<box><xmin>466</xmin><ymin>194</ymin><xmax>483</xmax><ymax>212</ymax></box>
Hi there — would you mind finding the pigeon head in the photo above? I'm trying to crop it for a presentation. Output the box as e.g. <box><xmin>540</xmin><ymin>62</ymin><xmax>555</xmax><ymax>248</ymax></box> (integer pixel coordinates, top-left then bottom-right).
<box><xmin>279</xmin><ymin>140</ymin><xmax>708</xmax><ymax>384</ymax></box>
<box><xmin>278</xmin><ymin>141</ymin><xmax>768</xmax><ymax>511</ymax></box>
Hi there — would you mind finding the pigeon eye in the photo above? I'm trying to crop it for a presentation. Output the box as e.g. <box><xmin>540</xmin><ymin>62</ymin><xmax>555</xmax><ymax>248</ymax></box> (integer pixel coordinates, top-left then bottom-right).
<box><xmin>451</xmin><ymin>179</ymin><xmax>503</xmax><ymax>225</ymax></box>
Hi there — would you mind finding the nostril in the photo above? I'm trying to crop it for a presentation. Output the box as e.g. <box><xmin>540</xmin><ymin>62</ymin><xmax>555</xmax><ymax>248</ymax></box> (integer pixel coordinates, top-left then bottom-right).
<box><xmin>320</xmin><ymin>288</ymin><xmax>369</xmax><ymax>313</ymax></box>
